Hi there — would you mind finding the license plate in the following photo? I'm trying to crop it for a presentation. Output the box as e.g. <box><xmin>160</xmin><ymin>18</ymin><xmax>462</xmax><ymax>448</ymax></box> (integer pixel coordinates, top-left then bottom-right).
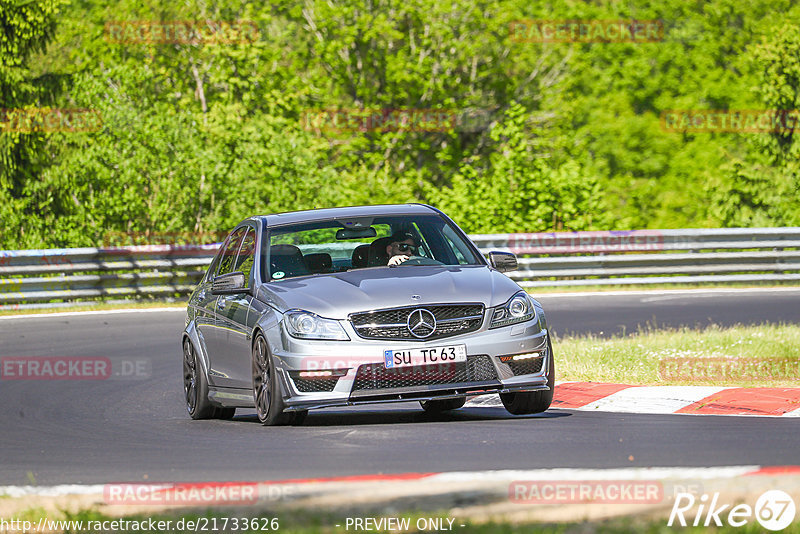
<box><xmin>384</xmin><ymin>344</ymin><xmax>467</xmax><ymax>369</ymax></box>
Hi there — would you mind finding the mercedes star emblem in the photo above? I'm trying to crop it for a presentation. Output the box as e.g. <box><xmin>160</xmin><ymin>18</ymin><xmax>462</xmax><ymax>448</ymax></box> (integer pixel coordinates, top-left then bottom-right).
<box><xmin>407</xmin><ymin>308</ymin><xmax>436</xmax><ymax>338</ymax></box>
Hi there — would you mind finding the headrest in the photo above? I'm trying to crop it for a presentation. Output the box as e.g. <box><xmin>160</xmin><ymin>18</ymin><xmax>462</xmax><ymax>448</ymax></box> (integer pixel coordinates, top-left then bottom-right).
<box><xmin>269</xmin><ymin>244</ymin><xmax>308</xmax><ymax>278</ymax></box>
<box><xmin>367</xmin><ymin>237</ymin><xmax>393</xmax><ymax>266</ymax></box>
<box><xmin>270</xmin><ymin>244</ymin><xmax>303</xmax><ymax>257</ymax></box>
<box><xmin>351</xmin><ymin>244</ymin><xmax>370</xmax><ymax>268</ymax></box>
<box><xmin>304</xmin><ymin>252</ymin><xmax>332</xmax><ymax>273</ymax></box>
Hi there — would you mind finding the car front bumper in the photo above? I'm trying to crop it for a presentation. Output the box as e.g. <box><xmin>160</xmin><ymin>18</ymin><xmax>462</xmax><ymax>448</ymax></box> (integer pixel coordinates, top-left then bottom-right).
<box><xmin>269</xmin><ymin>318</ymin><xmax>552</xmax><ymax>412</ymax></box>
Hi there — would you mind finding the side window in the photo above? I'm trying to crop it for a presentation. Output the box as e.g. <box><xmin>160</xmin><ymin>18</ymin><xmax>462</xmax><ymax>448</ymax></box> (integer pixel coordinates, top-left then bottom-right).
<box><xmin>217</xmin><ymin>227</ymin><xmax>246</xmax><ymax>277</ymax></box>
<box><xmin>204</xmin><ymin>234</ymin><xmax>231</xmax><ymax>282</ymax></box>
<box><xmin>234</xmin><ymin>228</ymin><xmax>256</xmax><ymax>286</ymax></box>
<box><xmin>205</xmin><ymin>249</ymin><xmax>223</xmax><ymax>283</ymax></box>
<box><xmin>410</xmin><ymin>223</ymin><xmax>432</xmax><ymax>258</ymax></box>
<box><xmin>441</xmin><ymin>226</ymin><xmax>470</xmax><ymax>265</ymax></box>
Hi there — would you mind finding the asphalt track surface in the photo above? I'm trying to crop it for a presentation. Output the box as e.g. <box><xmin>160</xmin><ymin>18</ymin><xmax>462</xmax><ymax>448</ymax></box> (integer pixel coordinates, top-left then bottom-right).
<box><xmin>1</xmin><ymin>289</ymin><xmax>798</xmax><ymax>485</ymax></box>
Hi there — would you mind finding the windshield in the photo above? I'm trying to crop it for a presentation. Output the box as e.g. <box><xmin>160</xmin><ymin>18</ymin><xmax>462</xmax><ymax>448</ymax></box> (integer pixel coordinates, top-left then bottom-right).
<box><xmin>263</xmin><ymin>214</ymin><xmax>482</xmax><ymax>282</ymax></box>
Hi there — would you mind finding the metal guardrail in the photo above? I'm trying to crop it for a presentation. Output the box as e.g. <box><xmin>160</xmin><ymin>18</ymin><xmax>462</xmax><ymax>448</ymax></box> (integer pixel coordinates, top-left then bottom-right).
<box><xmin>0</xmin><ymin>245</ymin><xmax>217</xmax><ymax>307</ymax></box>
<box><xmin>1</xmin><ymin>228</ymin><xmax>799</xmax><ymax>308</ymax></box>
<box><xmin>471</xmin><ymin>228</ymin><xmax>800</xmax><ymax>287</ymax></box>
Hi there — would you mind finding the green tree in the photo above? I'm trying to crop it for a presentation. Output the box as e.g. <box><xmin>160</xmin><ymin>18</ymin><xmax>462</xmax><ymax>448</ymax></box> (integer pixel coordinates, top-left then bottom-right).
<box><xmin>427</xmin><ymin>102</ymin><xmax>599</xmax><ymax>233</ymax></box>
<box><xmin>707</xmin><ymin>21</ymin><xmax>800</xmax><ymax>227</ymax></box>
<box><xmin>0</xmin><ymin>0</ymin><xmax>67</xmax><ymax>246</ymax></box>
<box><xmin>4</xmin><ymin>0</ymin><xmax>800</xmax><ymax>249</ymax></box>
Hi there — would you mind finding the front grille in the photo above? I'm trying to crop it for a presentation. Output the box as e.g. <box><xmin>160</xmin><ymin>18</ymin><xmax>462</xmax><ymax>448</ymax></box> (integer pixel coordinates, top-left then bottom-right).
<box><xmin>288</xmin><ymin>372</ymin><xmax>339</xmax><ymax>393</ymax></box>
<box><xmin>350</xmin><ymin>304</ymin><xmax>484</xmax><ymax>341</ymax></box>
<box><xmin>352</xmin><ymin>355</ymin><xmax>497</xmax><ymax>391</ymax></box>
<box><xmin>507</xmin><ymin>356</ymin><xmax>544</xmax><ymax>376</ymax></box>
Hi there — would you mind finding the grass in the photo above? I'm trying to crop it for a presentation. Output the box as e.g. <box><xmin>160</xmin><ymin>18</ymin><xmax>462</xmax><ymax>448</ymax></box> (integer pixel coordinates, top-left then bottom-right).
<box><xmin>554</xmin><ymin>323</ymin><xmax>800</xmax><ymax>386</ymax></box>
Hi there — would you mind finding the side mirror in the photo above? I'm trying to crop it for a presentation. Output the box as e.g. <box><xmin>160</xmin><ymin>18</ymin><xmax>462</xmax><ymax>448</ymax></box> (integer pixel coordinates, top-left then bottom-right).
<box><xmin>212</xmin><ymin>271</ymin><xmax>247</xmax><ymax>295</ymax></box>
<box><xmin>487</xmin><ymin>251</ymin><xmax>518</xmax><ymax>273</ymax></box>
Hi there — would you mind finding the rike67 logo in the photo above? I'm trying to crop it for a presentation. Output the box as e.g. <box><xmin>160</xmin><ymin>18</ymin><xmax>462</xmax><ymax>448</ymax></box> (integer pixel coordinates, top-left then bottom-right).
<box><xmin>669</xmin><ymin>490</ymin><xmax>796</xmax><ymax>531</ymax></box>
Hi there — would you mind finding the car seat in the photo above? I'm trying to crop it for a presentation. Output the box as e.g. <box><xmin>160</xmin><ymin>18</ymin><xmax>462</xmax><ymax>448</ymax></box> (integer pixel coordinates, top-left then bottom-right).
<box><xmin>268</xmin><ymin>244</ymin><xmax>310</xmax><ymax>279</ymax></box>
<box><xmin>367</xmin><ymin>237</ymin><xmax>392</xmax><ymax>266</ymax></box>
<box><xmin>351</xmin><ymin>244</ymin><xmax>370</xmax><ymax>268</ymax></box>
<box><xmin>305</xmin><ymin>252</ymin><xmax>332</xmax><ymax>274</ymax></box>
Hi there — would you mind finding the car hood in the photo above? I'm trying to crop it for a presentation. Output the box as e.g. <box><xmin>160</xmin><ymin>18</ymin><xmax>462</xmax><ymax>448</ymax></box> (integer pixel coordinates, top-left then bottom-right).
<box><xmin>257</xmin><ymin>265</ymin><xmax>522</xmax><ymax>319</ymax></box>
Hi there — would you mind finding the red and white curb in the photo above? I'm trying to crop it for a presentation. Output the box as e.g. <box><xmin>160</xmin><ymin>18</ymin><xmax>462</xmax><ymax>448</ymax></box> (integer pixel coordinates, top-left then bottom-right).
<box><xmin>1</xmin><ymin>466</ymin><xmax>798</xmax><ymax>499</ymax></box>
<box><xmin>466</xmin><ymin>382</ymin><xmax>800</xmax><ymax>417</ymax></box>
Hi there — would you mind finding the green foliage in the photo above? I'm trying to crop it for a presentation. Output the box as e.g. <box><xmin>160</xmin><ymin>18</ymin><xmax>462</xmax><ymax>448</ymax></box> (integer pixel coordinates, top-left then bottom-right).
<box><xmin>706</xmin><ymin>21</ymin><xmax>800</xmax><ymax>228</ymax></box>
<box><xmin>0</xmin><ymin>0</ymin><xmax>65</xmax><ymax>106</ymax></box>
<box><xmin>0</xmin><ymin>0</ymin><xmax>68</xmax><ymax>245</ymax></box>
<box><xmin>427</xmin><ymin>102</ymin><xmax>599</xmax><ymax>232</ymax></box>
<box><xmin>1</xmin><ymin>0</ymin><xmax>800</xmax><ymax>249</ymax></box>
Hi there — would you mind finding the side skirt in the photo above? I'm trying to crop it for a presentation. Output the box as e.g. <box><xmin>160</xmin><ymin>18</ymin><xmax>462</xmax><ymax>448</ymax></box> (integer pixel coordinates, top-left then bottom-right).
<box><xmin>208</xmin><ymin>386</ymin><xmax>254</xmax><ymax>408</ymax></box>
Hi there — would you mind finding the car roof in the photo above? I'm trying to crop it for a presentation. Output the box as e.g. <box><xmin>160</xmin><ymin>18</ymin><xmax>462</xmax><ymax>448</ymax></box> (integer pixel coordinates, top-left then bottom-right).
<box><xmin>254</xmin><ymin>204</ymin><xmax>440</xmax><ymax>227</ymax></box>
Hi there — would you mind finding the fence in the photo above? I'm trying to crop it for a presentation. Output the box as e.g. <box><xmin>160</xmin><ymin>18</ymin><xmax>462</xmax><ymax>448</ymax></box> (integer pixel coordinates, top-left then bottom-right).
<box><xmin>471</xmin><ymin>228</ymin><xmax>800</xmax><ymax>287</ymax></box>
<box><xmin>1</xmin><ymin>228</ymin><xmax>799</xmax><ymax>308</ymax></box>
<box><xmin>0</xmin><ymin>245</ymin><xmax>217</xmax><ymax>307</ymax></box>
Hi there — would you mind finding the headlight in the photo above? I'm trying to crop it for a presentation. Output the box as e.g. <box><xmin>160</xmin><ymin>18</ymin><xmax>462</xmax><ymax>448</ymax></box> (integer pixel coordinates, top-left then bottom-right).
<box><xmin>490</xmin><ymin>291</ymin><xmax>537</xmax><ymax>329</ymax></box>
<box><xmin>284</xmin><ymin>310</ymin><xmax>350</xmax><ymax>341</ymax></box>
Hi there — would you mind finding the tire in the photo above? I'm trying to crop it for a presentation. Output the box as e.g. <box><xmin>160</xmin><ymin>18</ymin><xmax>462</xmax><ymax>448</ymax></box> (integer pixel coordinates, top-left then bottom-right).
<box><xmin>252</xmin><ymin>334</ymin><xmax>294</xmax><ymax>426</ymax></box>
<box><xmin>420</xmin><ymin>397</ymin><xmax>467</xmax><ymax>413</ymax></box>
<box><xmin>501</xmin><ymin>338</ymin><xmax>556</xmax><ymax>415</ymax></box>
<box><xmin>183</xmin><ymin>337</ymin><xmax>217</xmax><ymax>420</ymax></box>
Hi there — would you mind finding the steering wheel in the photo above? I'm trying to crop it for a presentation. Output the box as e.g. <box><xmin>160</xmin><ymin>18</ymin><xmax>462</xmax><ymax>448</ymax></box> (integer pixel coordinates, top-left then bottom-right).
<box><xmin>401</xmin><ymin>255</ymin><xmax>444</xmax><ymax>266</ymax></box>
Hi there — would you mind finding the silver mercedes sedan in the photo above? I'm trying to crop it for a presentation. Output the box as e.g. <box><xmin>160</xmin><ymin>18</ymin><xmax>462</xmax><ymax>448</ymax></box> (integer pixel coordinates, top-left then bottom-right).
<box><xmin>182</xmin><ymin>204</ymin><xmax>555</xmax><ymax>425</ymax></box>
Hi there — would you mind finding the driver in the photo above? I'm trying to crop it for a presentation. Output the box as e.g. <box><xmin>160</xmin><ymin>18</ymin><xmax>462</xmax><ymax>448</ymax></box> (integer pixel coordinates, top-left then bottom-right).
<box><xmin>385</xmin><ymin>230</ymin><xmax>419</xmax><ymax>266</ymax></box>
